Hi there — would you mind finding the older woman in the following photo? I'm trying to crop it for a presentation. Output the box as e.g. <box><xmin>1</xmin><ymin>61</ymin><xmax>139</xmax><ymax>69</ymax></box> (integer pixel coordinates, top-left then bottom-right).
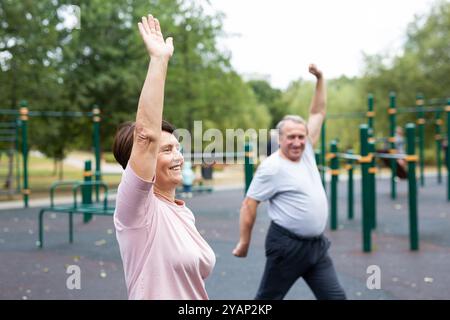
<box><xmin>112</xmin><ymin>14</ymin><xmax>215</xmax><ymax>300</ymax></box>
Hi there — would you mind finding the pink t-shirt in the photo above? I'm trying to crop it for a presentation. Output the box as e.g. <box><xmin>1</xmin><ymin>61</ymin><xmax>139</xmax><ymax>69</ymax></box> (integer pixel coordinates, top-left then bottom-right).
<box><xmin>114</xmin><ymin>165</ymin><xmax>216</xmax><ymax>300</ymax></box>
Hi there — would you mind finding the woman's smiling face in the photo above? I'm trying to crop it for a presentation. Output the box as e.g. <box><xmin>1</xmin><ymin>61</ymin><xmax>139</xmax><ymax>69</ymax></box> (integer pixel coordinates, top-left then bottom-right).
<box><xmin>155</xmin><ymin>131</ymin><xmax>184</xmax><ymax>188</ymax></box>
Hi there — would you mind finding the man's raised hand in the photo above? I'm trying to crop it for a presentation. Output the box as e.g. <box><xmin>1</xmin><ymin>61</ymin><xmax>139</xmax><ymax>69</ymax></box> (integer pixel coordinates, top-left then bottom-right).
<box><xmin>309</xmin><ymin>64</ymin><xmax>323</xmax><ymax>79</ymax></box>
<box><xmin>138</xmin><ymin>14</ymin><xmax>174</xmax><ymax>59</ymax></box>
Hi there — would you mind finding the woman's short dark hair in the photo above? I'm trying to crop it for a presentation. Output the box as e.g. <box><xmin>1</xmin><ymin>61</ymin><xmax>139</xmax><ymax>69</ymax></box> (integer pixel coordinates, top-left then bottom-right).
<box><xmin>112</xmin><ymin>120</ymin><xmax>176</xmax><ymax>169</ymax></box>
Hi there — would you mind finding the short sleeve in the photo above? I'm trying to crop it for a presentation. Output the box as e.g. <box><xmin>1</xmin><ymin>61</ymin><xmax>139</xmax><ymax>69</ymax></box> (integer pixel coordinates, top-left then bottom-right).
<box><xmin>114</xmin><ymin>164</ymin><xmax>154</xmax><ymax>229</ymax></box>
<box><xmin>246</xmin><ymin>160</ymin><xmax>278</xmax><ymax>202</ymax></box>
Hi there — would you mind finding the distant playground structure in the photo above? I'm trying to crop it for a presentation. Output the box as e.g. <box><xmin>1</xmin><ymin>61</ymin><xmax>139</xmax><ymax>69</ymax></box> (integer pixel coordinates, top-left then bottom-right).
<box><xmin>1</xmin><ymin>93</ymin><xmax>449</xmax><ymax>253</ymax></box>
<box><xmin>316</xmin><ymin>93</ymin><xmax>450</xmax><ymax>253</ymax></box>
<box><xmin>0</xmin><ymin>101</ymin><xmax>102</xmax><ymax>207</ymax></box>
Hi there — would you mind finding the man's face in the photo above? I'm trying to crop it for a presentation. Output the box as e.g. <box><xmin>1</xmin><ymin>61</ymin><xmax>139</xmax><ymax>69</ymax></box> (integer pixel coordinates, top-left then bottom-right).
<box><xmin>278</xmin><ymin>120</ymin><xmax>308</xmax><ymax>162</ymax></box>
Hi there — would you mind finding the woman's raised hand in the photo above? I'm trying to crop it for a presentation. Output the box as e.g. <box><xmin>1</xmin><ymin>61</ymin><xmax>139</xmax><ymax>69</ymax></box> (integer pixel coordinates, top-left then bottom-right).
<box><xmin>138</xmin><ymin>14</ymin><xmax>174</xmax><ymax>60</ymax></box>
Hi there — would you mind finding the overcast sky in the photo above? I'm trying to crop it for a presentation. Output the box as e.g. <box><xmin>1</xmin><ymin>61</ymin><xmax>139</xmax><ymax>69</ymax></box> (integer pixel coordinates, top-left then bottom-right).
<box><xmin>207</xmin><ymin>0</ymin><xmax>436</xmax><ymax>89</ymax></box>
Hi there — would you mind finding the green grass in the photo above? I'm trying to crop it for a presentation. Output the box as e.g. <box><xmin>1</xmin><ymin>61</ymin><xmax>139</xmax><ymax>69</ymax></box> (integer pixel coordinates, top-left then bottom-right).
<box><xmin>103</xmin><ymin>152</ymin><xmax>116</xmax><ymax>164</ymax></box>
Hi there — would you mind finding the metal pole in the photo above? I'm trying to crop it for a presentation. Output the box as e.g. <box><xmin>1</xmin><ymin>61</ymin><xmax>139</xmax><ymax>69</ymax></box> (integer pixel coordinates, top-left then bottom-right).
<box><xmin>19</xmin><ymin>102</ymin><xmax>29</xmax><ymax>208</ymax></box>
<box><xmin>346</xmin><ymin>150</ymin><xmax>354</xmax><ymax>220</ymax></box>
<box><xmin>406</xmin><ymin>123</ymin><xmax>419</xmax><ymax>250</ymax></box>
<box><xmin>435</xmin><ymin>111</ymin><xmax>442</xmax><ymax>184</ymax></box>
<box><xmin>368</xmin><ymin>140</ymin><xmax>377</xmax><ymax>230</ymax></box>
<box><xmin>367</xmin><ymin>93</ymin><xmax>375</xmax><ymax>135</ymax></box>
<box><xmin>446</xmin><ymin>99</ymin><xmax>450</xmax><ymax>201</ymax></box>
<box><xmin>321</xmin><ymin>121</ymin><xmax>326</xmax><ymax>189</ymax></box>
<box><xmin>92</xmin><ymin>107</ymin><xmax>101</xmax><ymax>202</ymax></box>
<box><xmin>330</xmin><ymin>140</ymin><xmax>339</xmax><ymax>230</ymax></box>
<box><xmin>416</xmin><ymin>94</ymin><xmax>425</xmax><ymax>187</ymax></box>
<box><xmin>15</xmin><ymin>117</ymin><xmax>21</xmax><ymax>193</ymax></box>
<box><xmin>360</xmin><ymin>124</ymin><xmax>371</xmax><ymax>252</ymax></box>
<box><xmin>82</xmin><ymin>160</ymin><xmax>93</xmax><ymax>223</ymax></box>
<box><xmin>244</xmin><ymin>143</ymin><xmax>254</xmax><ymax>194</ymax></box>
<box><xmin>389</xmin><ymin>92</ymin><xmax>397</xmax><ymax>199</ymax></box>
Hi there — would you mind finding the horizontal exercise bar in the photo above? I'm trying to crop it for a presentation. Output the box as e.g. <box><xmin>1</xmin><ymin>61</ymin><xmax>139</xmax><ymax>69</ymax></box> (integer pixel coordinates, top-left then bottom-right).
<box><xmin>182</xmin><ymin>152</ymin><xmax>247</xmax><ymax>159</ymax></box>
<box><xmin>326</xmin><ymin>111</ymin><xmax>367</xmax><ymax>119</ymax></box>
<box><xmin>0</xmin><ymin>123</ymin><xmax>18</xmax><ymax>128</ymax></box>
<box><xmin>0</xmin><ymin>109</ymin><xmax>93</xmax><ymax>117</ymax></box>
<box><xmin>373</xmin><ymin>152</ymin><xmax>408</xmax><ymax>160</ymax></box>
<box><xmin>335</xmin><ymin>153</ymin><xmax>361</xmax><ymax>160</ymax></box>
<box><xmin>0</xmin><ymin>137</ymin><xmax>16</xmax><ymax>142</ymax></box>
<box><xmin>396</xmin><ymin>106</ymin><xmax>446</xmax><ymax>114</ymax></box>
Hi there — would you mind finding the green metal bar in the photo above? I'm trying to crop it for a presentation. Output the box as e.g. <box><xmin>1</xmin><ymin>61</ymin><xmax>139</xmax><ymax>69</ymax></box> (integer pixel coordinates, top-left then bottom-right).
<box><xmin>38</xmin><ymin>209</ymin><xmax>45</xmax><ymax>248</ymax></box>
<box><xmin>0</xmin><ymin>129</ymin><xmax>16</xmax><ymax>135</ymax></box>
<box><xmin>0</xmin><ymin>110</ymin><xmax>19</xmax><ymax>115</ymax></box>
<box><xmin>396</xmin><ymin>105</ymin><xmax>446</xmax><ymax>114</ymax></box>
<box><xmin>330</xmin><ymin>140</ymin><xmax>339</xmax><ymax>231</ymax></box>
<box><xmin>406</xmin><ymin>123</ymin><xmax>419</xmax><ymax>251</ymax></box>
<box><xmin>0</xmin><ymin>122</ymin><xmax>18</xmax><ymax>128</ymax></box>
<box><xmin>360</xmin><ymin>124</ymin><xmax>371</xmax><ymax>253</ymax></box>
<box><xmin>15</xmin><ymin>118</ymin><xmax>21</xmax><ymax>193</ymax></box>
<box><xmin>368</xmin><ymin>140</ymin><xmax>377</xmax><ymax>230</ymax></box>
<box><xmin>244</xmin><ymin>143</ymin><xmax>254</xmax><ymax>194</ymax></box>
<box><xmin>92</xmin><ymin>107</ymin><xmax>101</xmax><ymax>202</ymax></box>
<box><xmin>0</xmin><ymin>109</ymin><xmax>92</xmax><ymax>117</ymax></box>
<box><xmin>446</xmin><ymin>99</ymin><xmax>450</xmax><ymax>201</ymax></box>
<box><xmin>321</xmin><ymin>121</ymin><xmax>326</xmax><ymax>189</ymax></box>
<box><xmin>69</xmin><ymin>212</ymin><xmax>74</xmax><ymax>243</ymax></box>
<box><xmin>435</xmin><ymin>111</ymin><xmax>442</xmax><ymax>184</ymax></box>
<box><xmin>72</xmin><ymin>181</ymin><xmax>109</xmax><ymax>210</ymax></box>
<box><xmin>82</xmin><ymin>160</ymin><xmax>93</xmax><ymax>223</ymax></box>
<box><xmin>416</xmin><ymin>94</ymin><xmax>425</xmax><ymax>187</ymax></box>
<box><xmin>367</xmin><ymin>94</ymin><xmax>374</xmax><ymax>135</ymax></box>
<box><xmin>346</xmin><ymin>150</ymin><xmax>354</xmax><ymax>220</ymax></box>
<box><xmin>49</xmin><ymin>180</ymin><xmax>80</xmax><ymax>208</ymax></box>
<box><xmin>389</xmin><ymin>92</ymin><xmax>397</xmax><ymax>200</ymax></box>
<box><xmin>0</xmin><ymin>137</ymin><xmax>16</xmax><ymax>142</ymax></box>
<box><xmin>326</xmin><ymin>111</ymin><xmax>367</xmax><ymax>119</ymax></box>
<box><xmin>20</xmin><ymin>102</ymin><xmax>29</xmax><ymax>208</ymax></box>
<box><xmin>315</xmin><ymin>149</ymin><xmax>322</xmax><ymax>179</ymax></box>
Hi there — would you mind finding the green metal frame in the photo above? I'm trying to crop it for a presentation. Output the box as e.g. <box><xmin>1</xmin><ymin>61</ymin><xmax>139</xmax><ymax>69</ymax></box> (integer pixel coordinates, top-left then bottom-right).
<box><xmin>446</xmin><ymin>99</ymin><xmax>450</xmax><ymax>201</ymax></box>
<box><xmin>416</xmin><ymin>94</ymin><xmax>425</xmax><ymax>187</ymax></box>
<box><xmin>406</xmin><ymin>123</ymin><xmax>419</xmax><ymax>250</ymax></box>
<box><xmin>38</xmin><ymin>180</ymin><xmax>113</xmax><ymax>248</ymax></box>
<box><xmin>1</xmin><ymin>102</ymin><xmax>102</xmax><ymax>208</ymax></box>
<box><xmin>389</xmin><ymin>92</ymin><xmax>397</xmax><ymax>199</ymax></box>
<box><xmin>244</xmin><ymin>142</ymin><xmax>254</xmax><ymax>194</ymax></box>
<box><xmin>329</xmin><ymin>140</ymin><xmax>339</xmax><ymax>230</ymax></box>
<box><xmin>360</xmin><ymin>124</ymin><xmax>372</xmax><ymax>252</ymax></box>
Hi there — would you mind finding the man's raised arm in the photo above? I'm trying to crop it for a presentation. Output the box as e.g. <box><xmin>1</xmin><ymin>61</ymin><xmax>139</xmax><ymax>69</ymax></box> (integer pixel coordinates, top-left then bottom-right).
<box><xmin>307</xmin><ymin>64</ymin><xmax>326</xmax><ymax>146</ymax></box>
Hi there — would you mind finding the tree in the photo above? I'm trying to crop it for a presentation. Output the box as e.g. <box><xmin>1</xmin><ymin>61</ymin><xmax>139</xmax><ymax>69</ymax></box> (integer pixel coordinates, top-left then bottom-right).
<box><xmin>247</xmin><ymin>79</ymin><xmax>285</xmax><ymax>128</ymax></box>
<box><xmin>361</xmin><ymin>0</ymin><xmax>450</xmax><ymax>150</ymax></box>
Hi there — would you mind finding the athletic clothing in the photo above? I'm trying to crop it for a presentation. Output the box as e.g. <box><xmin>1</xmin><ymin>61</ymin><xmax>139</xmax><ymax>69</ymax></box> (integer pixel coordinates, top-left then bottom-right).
<box><xmin>247</xmin><ymin>138</ymin><xmax>346</xmax><ymax>300</ymax></box>
<box><xmin>247</xmin><ymin>138</ymin><xmax>328</xmax><ymax>237</ymax></box>
<box><xmin>256</xmin><ymin>222</ymin><xmax>346</xmax><ymax>300</ymax></box>
<box><xmin>114</xmin><ymin>165</ymin><xmax>215</xmax><ymax>300</ymax></box>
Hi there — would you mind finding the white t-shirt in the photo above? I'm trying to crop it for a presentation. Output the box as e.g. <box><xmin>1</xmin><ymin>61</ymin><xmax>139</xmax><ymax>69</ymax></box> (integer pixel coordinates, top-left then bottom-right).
<box><xmin>246</xmin><ymin>138</ymin><xmax>328</xmax><ymax>237</ymax></box>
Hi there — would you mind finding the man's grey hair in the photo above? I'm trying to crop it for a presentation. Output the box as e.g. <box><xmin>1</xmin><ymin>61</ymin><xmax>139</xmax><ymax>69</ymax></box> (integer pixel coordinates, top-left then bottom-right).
<box><xmin>275</xmin><ymin>115</ymin><xmax>308</xmax><ymax>136</ymax></box>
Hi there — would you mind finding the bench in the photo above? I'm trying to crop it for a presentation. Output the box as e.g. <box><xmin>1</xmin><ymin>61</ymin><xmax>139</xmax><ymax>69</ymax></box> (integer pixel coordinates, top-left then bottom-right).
<box><xmin>38</xmin><ymin>180</ymin><xmax>114</xmax><ymax>248</ymax></box>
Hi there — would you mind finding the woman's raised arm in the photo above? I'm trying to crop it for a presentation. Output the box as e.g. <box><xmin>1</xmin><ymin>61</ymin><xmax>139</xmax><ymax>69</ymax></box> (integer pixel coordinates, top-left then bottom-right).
<box><xmin>129</xmin><ymin>14</ymin><xmax>174</xmax><ymax>181</ymax></box>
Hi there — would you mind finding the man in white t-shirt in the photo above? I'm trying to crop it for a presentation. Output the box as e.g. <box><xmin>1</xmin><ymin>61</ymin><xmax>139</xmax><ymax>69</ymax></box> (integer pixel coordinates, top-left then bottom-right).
<box><xmin>233</xmin><ymin>65</ymin><xmax>346</xmax><ymax>300</ymax></box>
